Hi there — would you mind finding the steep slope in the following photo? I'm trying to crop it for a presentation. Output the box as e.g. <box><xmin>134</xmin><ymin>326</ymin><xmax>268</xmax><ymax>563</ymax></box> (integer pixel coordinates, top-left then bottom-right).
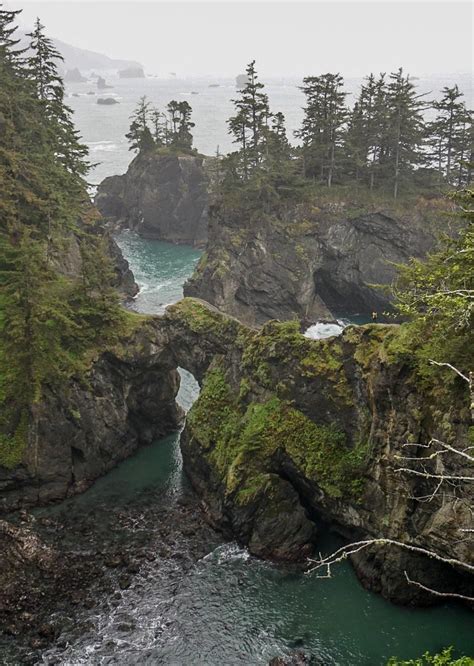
<box><xmin>96</xmin><ymin>151</ymin><xmax>211</xmax><ymax>246</ymax></box>
<box><xmin>185</xmin><ymin>196</ymin><xmax>452</xmax><ymax>324</ymax></box>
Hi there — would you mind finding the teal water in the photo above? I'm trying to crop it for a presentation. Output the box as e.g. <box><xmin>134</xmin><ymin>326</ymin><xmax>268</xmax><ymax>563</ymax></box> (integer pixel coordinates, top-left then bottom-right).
<box><xmin>35</xmin><ymin>235</ymin><xmax>474</xmax><ymax>665</ymax></box>
<box><xmin>117</xmin><ymin>230</ymin><xmax>202</xmax><ymax>314</ymax></box>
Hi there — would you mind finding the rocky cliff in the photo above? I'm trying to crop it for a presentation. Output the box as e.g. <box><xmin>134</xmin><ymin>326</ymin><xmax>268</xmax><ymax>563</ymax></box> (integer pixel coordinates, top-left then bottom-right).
<box><xmin>170</xmin><ymin>300</ymin><xmax>473</xmax><ymax>605</ymax></box>
<box><xmin>0</xmin><ymin>315</ymin><xmax>181</xmax><ymax>512</ymax></box>
<box><xmin>95</xmin><ymin>151</ymin><xmax>210</xmax><ymax>247</ymax></box>
<box><xmin>2</xmin><ymin>298</ymin><xmax>472</xmax><ymax>606</ymax></box>
<box><xmin>184</xmin><ymin>196</ymin><xmax>451</xmax><ymax>325</ymax></box>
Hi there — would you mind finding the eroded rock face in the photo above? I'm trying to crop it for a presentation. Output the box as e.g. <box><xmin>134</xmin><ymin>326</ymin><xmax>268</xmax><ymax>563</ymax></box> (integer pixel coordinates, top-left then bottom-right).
<box><xmin>0</xmin><ymin>320</ymin><xmax>182</xmax><ymax>512</ymax></box>
<box><xmin>1</xmin><ymin>298</ymin><xmax>472</xmax><ymax>606</ymax></box>
<box><xmin>53</xmin><ymin>225</ymin><xmax>138</xmax><ymax>300</ymax></box>
<box><xmin>185</xmin><ymin>198</ymin><xmax>451</xmax><ymax>324</ymax></box>
<box><xmin>95</xmin><ymin>152</ymin><xmax>210</xmax><ymax>247</ymax></box>
<box><xmin>165</xmin><ymin>301</ymin><xmax>473</xmax><ymax>605</ymax></box>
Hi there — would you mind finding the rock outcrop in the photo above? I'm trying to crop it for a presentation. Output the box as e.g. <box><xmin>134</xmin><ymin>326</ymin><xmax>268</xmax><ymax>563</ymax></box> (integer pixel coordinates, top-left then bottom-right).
<box><xmin>0</xmin><ymin>317</ymin><xmax>181</xmax><ymax>512</ymax></box>
<box><xmin>118</xmin><ymin>67</ymin><xmax>145</xmax><ymax>79</ymax></box>
<box><xmin>54</xmin><ymin>224</ymin><xmax>138</xmax><ymax>300</ymax></box>
<box><xmin>185</xmin><ymin>197</ymin><xmax>452</xmax><ymax>324</ymax></box>
<box><xmin>1</xmin><ymin>298</ymin><xmax>472</xmax><ymax>606</ymax></box>
<box><xmin>170</xmin><ymin>301</ymin><xmax>473</xmax><ymax>605</ymax></box>
<box><xmin>64</xmin><ymin>68</ymin><xmax>87</xmax><ymax>83</ymax></box>
<box><xmin>95</xmin><ymin>151</ymin><xmax>210</xmax><ymax>247</ymax></box>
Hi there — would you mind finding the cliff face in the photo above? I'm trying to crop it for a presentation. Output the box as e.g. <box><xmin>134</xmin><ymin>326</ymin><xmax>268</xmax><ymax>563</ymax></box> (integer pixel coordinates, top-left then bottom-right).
<box><xmin>2</xmin><ymin>298</ymin><xmax>471</xmax><ymax>606</ymax></box>
<box><xmin>169</xmin><ymin>301</ymin><xmax>472</xmax><ymax>605</ymax></box>
<box><xmin>0</xmin><ymin>317</ymin><xmax>182</xmax><ymax>512</ymax></box>
<box><xmin>95</xmin><ymin>152</ymin><xmax>210</xmax><ymax>247</ymax></box>
<box><xmin>54</xmin><ymin>224</ymin><xmax>138</xmax><ymax>300</ymax></box>
<box><xmin>184</xmin><ymin>197</ymin><xmax>449</xmax><ymax>324</ymax></box>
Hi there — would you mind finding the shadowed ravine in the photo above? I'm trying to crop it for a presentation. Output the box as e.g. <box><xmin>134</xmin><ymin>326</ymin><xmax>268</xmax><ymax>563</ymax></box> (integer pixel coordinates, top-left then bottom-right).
<box><xmin>4</xmin><ymin>234</ymin><xmax>473</xmax><ymax>665</ymax></box>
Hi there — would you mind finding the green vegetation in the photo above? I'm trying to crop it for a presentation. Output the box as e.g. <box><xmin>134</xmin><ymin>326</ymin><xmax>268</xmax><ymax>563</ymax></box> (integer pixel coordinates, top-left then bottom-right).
<box><xmin>187</xmin><ymin>331</ymin><xmax>370</xmax><ymax>502</ymax></box>
<box><xmin>387</xmin><ymin>647</ymin><xmax>474</xmax><ymax>666</ymax></box>
<box><xmin>0</xmin><ymin>6</ymin><xmax>134</xmax><ymax>467</ymax></box>
<box><xmin>165</xmin><ymin>298</ymin><xmax>239</xmax><ymax>338</ymax></box>
<box><xmin>392</xmin><ymin>189</ymin><xmax>474</xmax><ymax>378</ymax></box>
<box><xmin>220</xmin><ymin>61</ymin><xmax>471</xmax><ymax>203</ymax></box>
<box><xmin>126</xmin><ymin>95</ymin><xmax>196</xmax><ymax>154</ymax></box>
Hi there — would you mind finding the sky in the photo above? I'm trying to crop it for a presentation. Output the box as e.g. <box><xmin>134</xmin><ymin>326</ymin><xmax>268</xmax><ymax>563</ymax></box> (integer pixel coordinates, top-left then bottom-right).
<box><xmin>8</xmin><ymin>0</ymin><xmax>473</xmax><ymax>79</ymax></box>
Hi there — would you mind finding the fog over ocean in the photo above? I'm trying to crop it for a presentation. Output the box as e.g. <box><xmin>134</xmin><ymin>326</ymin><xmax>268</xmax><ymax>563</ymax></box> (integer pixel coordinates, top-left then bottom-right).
<box><xmin>66</xmin><ymin>72</ymin><xmax>473</xmax><ymax>185</ymax></box>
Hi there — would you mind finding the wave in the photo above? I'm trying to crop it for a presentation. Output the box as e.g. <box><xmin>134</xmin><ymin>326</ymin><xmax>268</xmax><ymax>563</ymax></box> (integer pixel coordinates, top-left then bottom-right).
<box><xmin>201</xmin><ymin>542</ymin><xmax>251</xmax><ymax>565</ymax></box>
<box><xmin>87</xmin><ymin>140</ymin><xmax>120</xmax><ymax>152</ymax></box>
<box><xmin>304</xmin><ymin>320</ymin><xmax>348</xmax><ymax>340</ymax></box>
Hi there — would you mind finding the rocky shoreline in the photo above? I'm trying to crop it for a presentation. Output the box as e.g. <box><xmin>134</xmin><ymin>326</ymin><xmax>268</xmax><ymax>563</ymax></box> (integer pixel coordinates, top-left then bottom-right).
<box><xmin>0</xmin><ymin>480</ymin><xmax>220</xmax><ymax>663</ymax></box>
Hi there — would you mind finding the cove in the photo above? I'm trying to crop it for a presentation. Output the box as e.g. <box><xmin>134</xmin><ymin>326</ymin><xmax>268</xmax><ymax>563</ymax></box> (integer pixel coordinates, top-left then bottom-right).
<box><xmin>34</xmin><ymin>235</ymin><xmax>474</xmax><ymax>665</ymax></box>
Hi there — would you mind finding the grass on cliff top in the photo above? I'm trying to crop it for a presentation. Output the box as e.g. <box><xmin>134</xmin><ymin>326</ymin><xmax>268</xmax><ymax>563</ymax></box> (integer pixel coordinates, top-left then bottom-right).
<box><xmin>166</xmin><ymin>298</ymin><xmax>244</xmax><ymax>337</ymax></box>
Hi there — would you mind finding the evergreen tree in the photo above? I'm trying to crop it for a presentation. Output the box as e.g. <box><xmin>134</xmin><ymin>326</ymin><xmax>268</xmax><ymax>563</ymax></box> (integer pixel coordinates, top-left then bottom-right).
<box><xmin>264</xmin><ymin>112</ymin><xmax>295</xmax><ymax>185</ymax></box>
<box><xmin>0</xmin><ymin>3</ymin><xmax>25</xmax><ymax>70</ymax></box>
<box><xmin>228</xmin><ymin>60</ymin><xmax>270</xmax><ymax>176</ymax></box>
<box><xmin>0</xmin><ymin>8</ymin><xmax>127</xmax><ymax>467</ymax></box>
<box><xmin>26</xmin><ymin>18</ymin><xmax>62</xmax><ymax>102</ymax></box>
<box><xmin>26</xmin><ymin>17</ymin><xmax>89</xmax><ymax>180</ymax></box>
<box><xmin>296</xmin><ymin>73</ymin><xmax>347</xmax><ymax>186</ymax></box>
<box><xmin>343</xmin><ymin>73</ymin><xmax>388</xmax><ymax>188</ymax></box>
<box><xmin>126</xmin><ymin>96</ymin><xmax>154</xmax><ymax>152</ymax></box>
<box><xmin>165</xmin><ymin>100</ymin><xmax>194</xmax><ymax>150</ymax></box>
<box><xmin>150</xmin><ymin>107</ymin><xmax>167</xmax><ymax>146</ymax></box>
<box><xmin>427</xmin><ymin>85</ymin><xmax>472</xmax><ymax>187</ymax></box>
<box><xmin>384</xmin><ymin>68</ymin><xmax>426</xmax><ymax>198</ymax></box>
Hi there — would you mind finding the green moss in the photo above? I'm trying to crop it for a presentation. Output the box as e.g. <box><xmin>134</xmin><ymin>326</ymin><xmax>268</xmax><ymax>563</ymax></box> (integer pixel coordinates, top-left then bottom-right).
<box><xmin>166</xmin><ymin>298</ymin><xmax>236</xmax><ymax>337</ymax></box>
<box><xmin>188</xmin><ymin>368</ymin><xmax>369</xmax><ymax>500</ymax></box>
<box><xmin>0</xmin><ymin>409</ymin><xmax>28</xmax><ymax>469</ymax></box>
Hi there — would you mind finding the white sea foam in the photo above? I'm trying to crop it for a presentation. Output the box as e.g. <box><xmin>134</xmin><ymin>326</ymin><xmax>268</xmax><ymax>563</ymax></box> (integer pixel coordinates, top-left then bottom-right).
<box><xmin>87</xmin><ymin>141</ymin><xmax>119</xmax><ymax>153</ymax></box>
<box><xmin>304</xmin><ymin>320</ymin><xmax>348</xmax><ymax>340</ymax></box>
<box><xmin>201</xmin><ymin>542</ymin><xmax>251</xmax><ymax>564</ymax></box>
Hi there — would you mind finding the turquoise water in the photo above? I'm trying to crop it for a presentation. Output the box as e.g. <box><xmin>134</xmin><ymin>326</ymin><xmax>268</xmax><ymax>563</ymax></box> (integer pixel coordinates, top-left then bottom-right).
<box><xmin>38</xmin><ymin>419</ymin><xmax>474</xmax><ymax>666</ymax></box>
<box><xmin>117</xmin><ymin>230</ymin><xmax>202</xmax><ymax>314</ymax></box>
<box><xmin>35</xmin><ymin>235</ymin><xmax>474</xmax><ymax>664</ymax></box>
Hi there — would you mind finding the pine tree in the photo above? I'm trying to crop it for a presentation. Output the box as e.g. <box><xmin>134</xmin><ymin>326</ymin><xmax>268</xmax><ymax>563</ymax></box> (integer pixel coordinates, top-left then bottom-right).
<box><xmin>126</xmin><ymin>96</ymin><xmax>154</xmax><ymax>152</ymax></box>
<box><xmin>0</xmin><ymin>3</ymin><xmax>25</xmax><ymax>70</ymax></box>
<box><xmin>384</xmin><ymin>68</ymin><xmax>426</xmax><ymax>198</ymax></box>
<box><xmin>0</xmin><ymin>8</ymin><xmax>126</xmax><ymax>467</ymax></box>
<box><xmin>26</xmin><ymin>18</ymin><xmax>63</xmax><ymax>102</ymax></box>
<box><xmin>228</xmin><ymin>60</ymin><xmax>270</xmax><ymax>176</ymax></box>
<box><xmin>427</xmin><ymin>86</ymin><xmax>472</xmax><ymax>187</ymax></box>
<box><xmin>296</xmin><ymin>73</ymin><xmax>347</xmax><ymax>186</ymax></box>
<box><xmin>264</xmin><ymin>112</ymin><xmax>295</xmax><ymax>185</ymax></box>
<box><xmin>150</xmin><ymin>107</ymin><xmax>167</xmax><ymax>146</ymax></box>
<box><xmin>26</xmin><ymin>17</ymin><xmax>89</xmax><ymax>180</ymax></box>
<box><xmin>343</xmin><ymin>73</ymin><xmax>388</xmax><ymax>188</ymax></box>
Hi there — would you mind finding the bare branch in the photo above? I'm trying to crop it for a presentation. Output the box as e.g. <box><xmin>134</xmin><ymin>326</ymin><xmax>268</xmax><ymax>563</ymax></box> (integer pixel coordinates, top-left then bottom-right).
<box><xmin>404</xmin><ymin>572</ymin><xmax>474</xmax><ymax>603</ymax></box>
<box><xmin>428</xmin><ymin>359</ymin><xmax>470</xmax><ymax>383</ymax></box>
<box><xmin>394</xmin><ymin>467</ymin><xmax>474</xmax><ymax>482</ymax></box>
<box><xmin>306</xmin><ymin>538</ymin><xmax>474</xmax><ymax>576</ymax></box>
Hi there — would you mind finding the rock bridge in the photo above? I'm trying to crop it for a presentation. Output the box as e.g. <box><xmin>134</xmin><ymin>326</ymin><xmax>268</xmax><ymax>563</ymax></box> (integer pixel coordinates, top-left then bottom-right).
<box><xmin>1</xmin><ymin>298</ymin><xmax>472</xmax><ymax>605</ymax></box>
